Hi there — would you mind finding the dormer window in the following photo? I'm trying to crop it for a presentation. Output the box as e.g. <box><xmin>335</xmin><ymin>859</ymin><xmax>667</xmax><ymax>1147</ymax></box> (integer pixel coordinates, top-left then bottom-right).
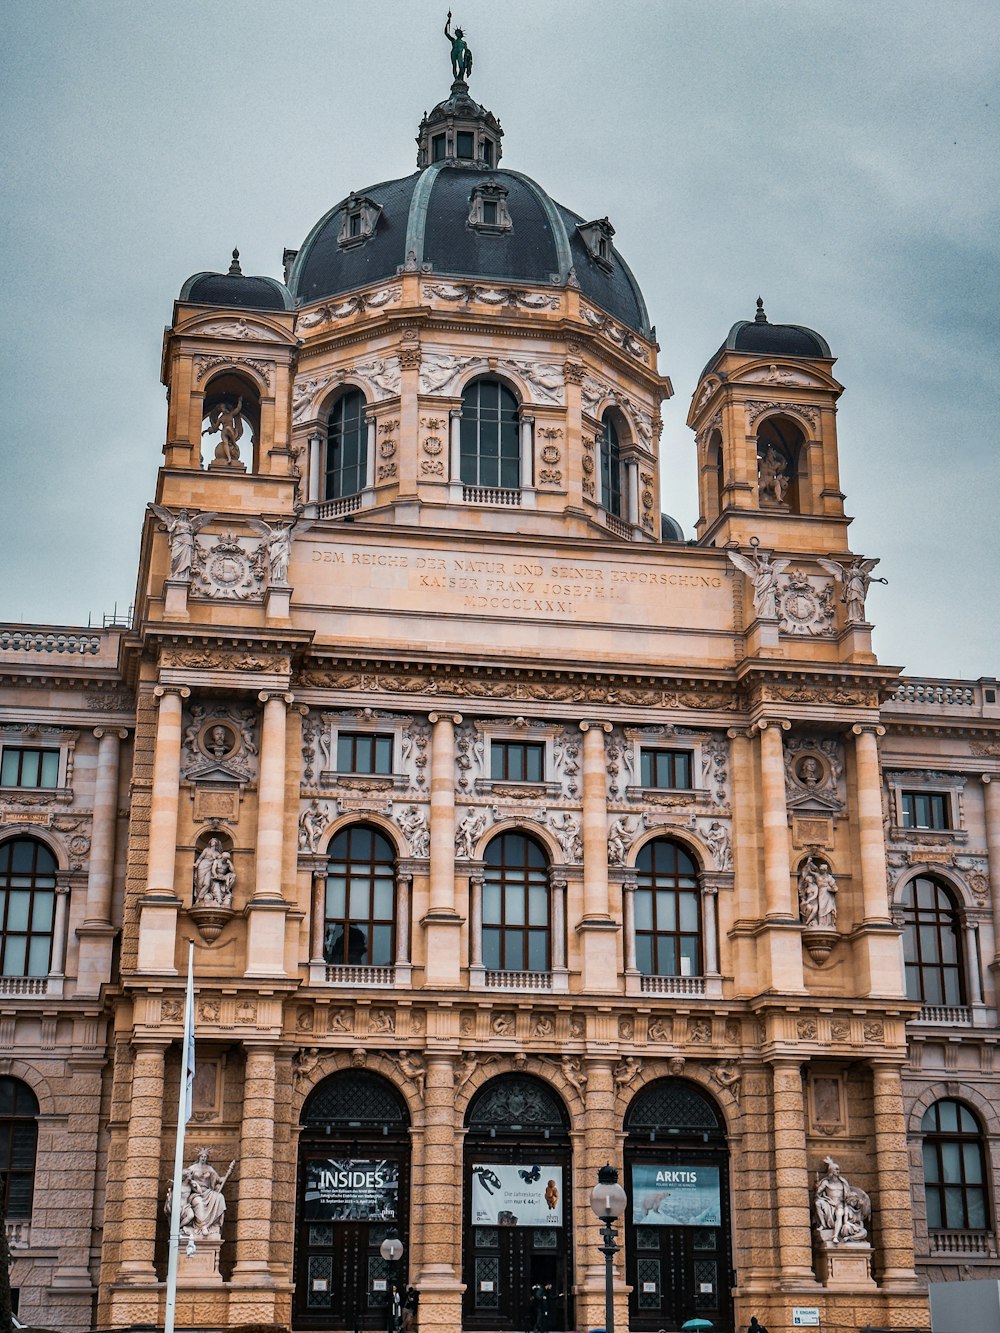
<box><xmin>578</xmin><ymin>217</ymin><xmax>616</xmax><ymax>271</ymax></box>
<box><xmin>468</xmin><ymin>181</ymin><xmax>512</xmax><ymax>234</ymax></box>
<box><xmin>337</xmin><ymin>194</ymin><xmax>382</xmax><ymax>249</ymax></box>
<box><xmin>432</xmin><ymin>134</ymin><xmax>447</xmax><ymax>162</ymax></box>
<box><xmin>457</xmin><ymin>131</ymin><xmax>475</xmax><ymax>159</ymax></box>
<box><xmin>482</xmin><ymin>140</ymin><xmax>493</xmax><ymax>167</ymax></box>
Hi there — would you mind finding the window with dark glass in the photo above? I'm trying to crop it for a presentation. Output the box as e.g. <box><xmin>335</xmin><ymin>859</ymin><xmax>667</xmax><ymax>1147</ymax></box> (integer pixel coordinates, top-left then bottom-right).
<box><xmin>482</xmin><ymin>200</ymin><xmax>498</xmax><ymax>225</ymax></box>
<box><xmin>491</xmin><ymin>740</ymin><xmax>544</xmax><ymax>783</ymax></box>
<box><xmin>901</xmin><ymin>875</ymin><xmax>965</xmax><ymax>1006</ymax></box>
<box><xmin>323</xmin><ymin>825</ymin><xmax>396</xmax><ymax>967</ymax></box>
<box><xmin>0</xmin><ymin>748</ymin><xmax>59</xmax><ymax>789</ymax></box>
<box><xmin>640</xmin><ymin>748</ymin><xmax>693</xmax><ymax>790</ymax></box>
<box><xmin>482</xmin><ymin>139</ymin><xmax>493</xmax><ymax>166</ymax></box>
<box><xmin>460</xmin><ymin>379</ymin><xmax>520</xmax><ymax>489</ymax></box>
<box><xmin>432</xmin><ymin>134</ymin><xmax>447</xmax><ymax>162</ymax></box>
<box><xmin>0</xmin><ymin>839</ymin><xmax>56</xmax><ymax>978</ymax></box>
<box><xmin>902</xmin><ymin>791</ymin><xmax>951</xmax><ymax>830</ymax></box>
<box><xmin>457</xmin><ymin>130</ymin><xmax>475</xmax><ymax>159</ymax></box>
<box><xmin>348</xmin><ymin>211</ymin><xmax>362</xmax><ymax>238</ymax></box>
<box><xmin>483</xmin><ymin>834</ymin><xmax>549</xmax><ymax>973</ymax></box>
<box><xmin>634</xmin><ymin>839</ymin><xmax>701</xmax><ymax>978</ymax></box>
<box><xmin>922</xmin><ymin>1100</ymin><xmax>989</xmax><ymax>1232</ymax></box>
<box><xmin>336</xmin><ymin>733</ymin><xmax>393</xmax><ymax>775</ymax></box>
<box><xmin>325</xmin><ymin>389</ymin><xmax>367</xmax><ymax>500</ymax></box>
<box><xmin>600</xmin><ymin>413</ymin><xmax>622</xmax><ymax>516</ymax></box>
<box><xmin>0</xmin><ymin>1078</ymin><xmax>39</xmax><ymax>1218</ymax></box>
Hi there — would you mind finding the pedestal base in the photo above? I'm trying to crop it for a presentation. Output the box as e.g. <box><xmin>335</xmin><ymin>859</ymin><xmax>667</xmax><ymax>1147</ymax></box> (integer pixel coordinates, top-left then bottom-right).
<box><xmin>181</xmin><ymin>1235</ymin><xmax>222</xmax><ymax>1285</ymax></box>
<box><xmin>815</xmin><ymin>1240</ymin><xmax>876</xmax><ymax>1288</ymax></box>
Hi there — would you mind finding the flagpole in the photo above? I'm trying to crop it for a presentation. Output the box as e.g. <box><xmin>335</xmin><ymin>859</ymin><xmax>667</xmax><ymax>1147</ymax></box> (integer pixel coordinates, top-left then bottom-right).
<box><xmin>164</xmin><ymin>941</ymin><xmax>195</xmax><ymax>1333</ymax></box>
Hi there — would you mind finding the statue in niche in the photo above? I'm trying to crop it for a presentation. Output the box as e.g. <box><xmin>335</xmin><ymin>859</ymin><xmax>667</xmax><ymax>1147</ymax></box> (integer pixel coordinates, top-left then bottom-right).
<box><xmin>207</xmin><ymin>724</ymin><xmax>233</xmax><ymax>760</ymax></box>
<box><xmin>192</xmin><ymin>837</ymin><xmax>236</xmax><ymax>908</ymax></box>
<box><xmin>814</xmin><ymin>1157</ymin><xmax>871</xmax><ymax>1245</ymax></box>
<box><xmin>202</xmin><ymin>398</ymin><xmax>244</xmax><ymax>466</ymax></box>
<box><xmin>456</xmin><ymin>807</ymin><xmax>487</xmax><ymax>859</ymax></box>
<box><xmin>798</xmin><ymin>755</ymin><xmax>822</xmax><ymax>787</ymax></box>
<box><xmin>298</xmin><ymin>800</ymin><xmax>328</xmax><ymax>853</ymax></box>
<box><xmin>165</xmin><ymin>1148</ymin><xmax>236</xmax><ymax>1239</ymax></box>
<box><xmin>704</xmin><ymin>820</ymin><xmax>732</xmax><ymax>871</ymax></box>
<box><xmin>607</xmin><ymin>815</ymin><xmax>640</xmax><ymax>866</ymax></box>
<box><xmin>397</xmin><ymin>805</ymin><xmax>430</xmax><ymax>857</ymax></box>
<box><xmin>799</xmin><ymin>855</ymin><xmax>837</xmax><ymax>929</ymax></box>
<box><xmin>727</xmin><ymin>544</ymin><xmax>789</xmax><ymax>620</ymax></box>
<box><xmin>758</xmin><ymin>443</ymin><xmax>789</xmax><ymax>504</ymax></box>
<box><xmin>150</xmin><ymin>506</ymin><xmax>217</xmax><ymax>583</ymax></box>
<box><xmin>445</xmin><ymin>10</ymin><xmax>473</xmax><ymax>81</ymax></box>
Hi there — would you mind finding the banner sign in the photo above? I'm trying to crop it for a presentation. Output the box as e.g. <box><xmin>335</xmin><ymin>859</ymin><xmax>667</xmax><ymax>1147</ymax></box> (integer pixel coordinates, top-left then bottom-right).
<box><xmin>303</xmin><ymin>1159</ymin><xmax>399</xmax><ymax>1221</ymax></box>
<box><xmin>631</xmin><ymin>1164</ymin><xmax>721</xmax><ymax>1227</ymax></box>
<box><xmin>471</xmin><ymin>1164</ymin><xmax>563</xmax><ymax>1227</ymax></box>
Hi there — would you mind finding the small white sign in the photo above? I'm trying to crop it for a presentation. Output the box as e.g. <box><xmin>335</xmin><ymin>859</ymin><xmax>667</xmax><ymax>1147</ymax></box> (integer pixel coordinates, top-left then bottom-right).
<box><xmin>480</xmin><ymin>1280</ymin><xmax>494</xmax><ymax>1292</ymax></box>
<box><xmin>641</xmin><ymin>1281</ymin><xmax>657</xmax><ymax>1293</ymax></box>
<box><xmin>372</xmin><ymin>1279</ymin><xmax>387</xmax><ymax>1292</ymax></box>
<box><xmin>311</xmin><ymin>1278</ymin><xmax>329</xmax><ymax>1292</ymax></box>
<box><xmin>792</xmin><ymin>1309</ymin><xmax>820</xmax><ymax>1327</ymax></box>
<box><xmin>699</xmin><ymin>1282</ymin><xmax>713</xmax><ymax>1293</ymax></box>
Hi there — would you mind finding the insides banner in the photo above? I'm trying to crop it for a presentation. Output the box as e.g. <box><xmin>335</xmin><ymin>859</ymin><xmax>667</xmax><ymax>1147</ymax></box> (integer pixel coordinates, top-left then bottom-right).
<box><xmin>631</xmin><ymin>1164</ymin><xmax>721</xmax><ymax>1227</ymax></box>
<box><xmin>303</xmin><ymin>1158</ymin><xmax>399</xmax><ymax>1222</ymax></box>
<box><xmin>471</xmin><ymin>1163</ymin><xmax>563</xmax><ymax>1227</ymax></box>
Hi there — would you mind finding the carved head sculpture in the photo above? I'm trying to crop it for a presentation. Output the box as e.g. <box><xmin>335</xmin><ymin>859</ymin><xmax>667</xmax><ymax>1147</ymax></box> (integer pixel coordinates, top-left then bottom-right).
<box><xmin>797</xmin><ymin>755</ymin><xmax>821</xmax><ymax>786</ymax></box>
<box><xmin>209</xmin><ymin>724</ymin><xmax>231</xmax><ymax>758</ymax></box>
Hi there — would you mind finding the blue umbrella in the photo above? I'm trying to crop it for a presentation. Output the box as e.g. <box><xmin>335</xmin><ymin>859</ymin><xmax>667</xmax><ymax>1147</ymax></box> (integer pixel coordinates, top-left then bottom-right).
<box><xmin>681</xmin><ymin>1321</ymin><xmax>714</xmax><ymax>1331</ymax></box>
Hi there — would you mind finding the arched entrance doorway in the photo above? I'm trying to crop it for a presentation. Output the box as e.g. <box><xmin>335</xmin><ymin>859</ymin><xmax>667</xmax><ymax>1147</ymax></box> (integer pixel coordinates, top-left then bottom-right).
<box><xmin>624</xmin><ymin>1079</ymin><xmax>733</xmax><ymax>1332</ymax></box>
<box><xmin>463</xmin><ymin>1074</ymin><xmax>573</xmax><ymax>1332</ymax></box>
<box><xmin>294</xmin><ymin>1070</ymin><xmax>410</xmax><ymax>1330</ymax></box>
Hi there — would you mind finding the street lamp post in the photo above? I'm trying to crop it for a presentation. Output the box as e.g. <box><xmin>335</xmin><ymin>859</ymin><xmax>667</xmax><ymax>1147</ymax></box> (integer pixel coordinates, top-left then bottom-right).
<box><xmin>589</xmin><ymin>1162</ymin><xmax>627</xmax><ymax>1333</ymax></box>
<box><xmin>379</xmin><ymin>1232</ymin><xmax>405</xmax><ymax>1333</ymax></box>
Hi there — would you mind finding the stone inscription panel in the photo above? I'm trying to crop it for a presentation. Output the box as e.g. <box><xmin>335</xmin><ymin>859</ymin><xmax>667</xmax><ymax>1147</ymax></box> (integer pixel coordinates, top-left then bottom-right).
<box><xmin>299</xmin><ymin>537</ymin><xmax>730</xmax><ymax>632</ymax></box>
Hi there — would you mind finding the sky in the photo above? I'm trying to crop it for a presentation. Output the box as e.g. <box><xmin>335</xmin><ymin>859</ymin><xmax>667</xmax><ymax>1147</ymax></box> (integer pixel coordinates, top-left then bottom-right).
<box><xmin>1</xmin><ymin>0</ymin><xmax>997</xmax><ymax>679</ymax></box>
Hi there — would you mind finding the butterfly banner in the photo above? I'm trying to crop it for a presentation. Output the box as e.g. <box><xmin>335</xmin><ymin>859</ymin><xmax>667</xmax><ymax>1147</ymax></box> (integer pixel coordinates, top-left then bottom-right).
<box><xmin>471</xmin><ymin>1163</ymin><xmax>563</xmax><ymax>1227</ymax></box>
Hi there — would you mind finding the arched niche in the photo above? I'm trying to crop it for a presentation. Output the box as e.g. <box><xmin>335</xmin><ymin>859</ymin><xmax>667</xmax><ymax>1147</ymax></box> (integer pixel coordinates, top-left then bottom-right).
<box><xmin>201</xmin><ymin>370</ymin><xmax>261</xmax><ymax>471</ymax></box>
<box><xmin>756</xmin><ymin>412</ymin><xmax>806</xmax><ymax>513</ymax></box>
<box><xmin>295</xmin><ymin>1069</ymin><xmax>411</xmax><ymax>1330</ymax></box>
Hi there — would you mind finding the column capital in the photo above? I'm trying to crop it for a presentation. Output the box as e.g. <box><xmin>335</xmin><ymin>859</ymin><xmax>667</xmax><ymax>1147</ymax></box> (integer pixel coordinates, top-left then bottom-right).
<box><xmin>579</xmin><ymin>720</ymin><xmax>613</xmax><ymax>734</ymax></box>
<box><xmin>449</xmin><ymin>408</ymin><xmax>462</xmax><ymax>420</ymax></box>
<box><xmin>549</xmin><ymin>875</ymin><xmax>568</xmax><ymax>892</ymax></box>
<box><xmin>428</xmin><ymin>711</ymin><xmax>462</xmax><ymax>725</ymax></box>
<box><xmin>752</xmin><ymin>716</ymin><xmax>791</xmax><ymax>735</ymax></box>
<box><xmin>93</xmin><ymin>726</ymin><xmax>130</xmax><ymax>740</ymax></box>
<box><xmin>622</xmin><ymin>877</ymin><xmax>637</xmax><ymax>893</ymax></box>
<box><xmin>726</xmin><ymin>725</ymin><xmax>755</xmax><ymax>740</ymax></box>
<box><xmin>307</xmin><ymin>428</ymin><xmax>323</xmax><ymax>443</ymax></box>
<box><xmin>258</xmin><ymin>690</ymin><xmax>294</xmax><ymax>705</ymax></box>
<box><xmin>153</xmin><ymin>684</ymin><xmax>190</xmax><ymax>702</ymax></box>
<box><xmin>851</xmin><ymin>722</ymin><xmax>886</xmax><ymax>738</ymax></box>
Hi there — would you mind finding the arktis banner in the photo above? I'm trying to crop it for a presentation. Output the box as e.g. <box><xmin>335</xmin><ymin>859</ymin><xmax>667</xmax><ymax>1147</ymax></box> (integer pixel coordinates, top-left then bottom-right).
<box><xmin>630</xmin><ymin>1163</ymin><xmax>722</xmax><ymax>1227</ymax></box>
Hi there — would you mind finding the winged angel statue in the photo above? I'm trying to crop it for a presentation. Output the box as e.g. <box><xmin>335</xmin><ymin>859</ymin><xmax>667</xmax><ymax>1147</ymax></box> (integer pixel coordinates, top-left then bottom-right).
<box><xmin>244</xmin><ymin>516</ymin><xmax>315</xmax><ymax>587</ymax></box>
<box><xmin>815</xmin><ymin>556</ymin><xmax>885</xmax><ymax>625</ymax></box>
<box><xmin>149</xmin><ymin>506</ymin><xmax>217</xmax><ymax>582</ymax></box>
<box><xmin>726</xmin><ymin>545</ymin><xmax>789</xmax><ymax>620</ymax></box>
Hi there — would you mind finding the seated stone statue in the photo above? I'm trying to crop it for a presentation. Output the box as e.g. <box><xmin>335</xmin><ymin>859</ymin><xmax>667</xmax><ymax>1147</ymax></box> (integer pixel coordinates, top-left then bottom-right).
<box><xmin>814</xmin><ymin>1156</ymin><xmax>870</xmax><ymax>1245</ymax></box>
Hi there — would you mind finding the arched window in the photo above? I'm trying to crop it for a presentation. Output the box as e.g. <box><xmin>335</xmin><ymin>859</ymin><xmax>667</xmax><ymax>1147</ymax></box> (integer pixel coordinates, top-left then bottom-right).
<box><xmin>0</xmin><ymin>1077</ymin><xmax>39</xmax><ymax>1218</ymax></box>
<box><xmin>483</xmin><ymin>833</ymin><xmax>549</xmax><ymax>972</ymax></box>
<box><xmin>635</xmin><ymin>839</ymin><xmax>701</xmax><ymax>978</ymax></box>
<box><xmin>460</xmin><ymin>379</ymin><xmax>520</xmax><ymax>489</ymax></box>
<box><xmin>323</xmin><ymin>824</ymin><xmax>395</xmax><ymax>967</ymax></box>
<box><xmin>325</xmin><ymin>389</ymin><xmax>368</xmax><ymax>499</ymax></box>
<box><xmin>901</xmin><ymin>876</ymin><xmax>965</xmax><ymax>1006</ymax></box>
<box><xmin>921</xmin><ymin>1099</ymin><xmax>990</xmax><ymax>1233</ymax></box>
<box><xmin>201</xmin><ymin>371</ymin><xmax>260</xmax><ymax>470</ymax></box>
<box><xmin>0</xmin><ymin>839</ymin><xmax>56</xmax><ymax>977</ymax></box>
<box><xmin>756</xmin><ymin>415</ymin><xmax>803</xmax><ymax>512</ymax></box>
<box><xmin>600</xmin><ymin>412</ymin><xmax>622</xmax><ymax>516</ymax></box>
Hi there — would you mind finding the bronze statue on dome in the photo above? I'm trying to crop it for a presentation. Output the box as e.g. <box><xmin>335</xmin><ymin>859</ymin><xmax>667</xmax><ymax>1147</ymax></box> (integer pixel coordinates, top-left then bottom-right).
<box><xmin>445</xmin><ymin>11</ymin><xmax>473</xmax><ymax>82</ymax></box>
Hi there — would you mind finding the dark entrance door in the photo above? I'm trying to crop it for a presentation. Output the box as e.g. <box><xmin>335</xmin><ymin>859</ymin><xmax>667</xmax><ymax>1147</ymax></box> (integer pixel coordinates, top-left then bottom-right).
<box><xmin>294</xmin><ymin>1072</ymin><xmax>410</xmax><ymax>1331</ymax></box>
<box><xmin>624</xmin><ymin>1080</ymin><xmax>734</xmax><ymax>1333</ymax></box>
<box><xmin>463</xmin><ymin>1075</ymin><xmax>574</xmax><ymax>1332</ymax></box>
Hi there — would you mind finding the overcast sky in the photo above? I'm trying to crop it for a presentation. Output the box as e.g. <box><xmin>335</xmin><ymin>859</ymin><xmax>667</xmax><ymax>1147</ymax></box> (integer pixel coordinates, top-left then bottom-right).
<box><xmin>1</xmin><ymin>0</ymin><xmax>997</xmax><ymax>679</ymax></box>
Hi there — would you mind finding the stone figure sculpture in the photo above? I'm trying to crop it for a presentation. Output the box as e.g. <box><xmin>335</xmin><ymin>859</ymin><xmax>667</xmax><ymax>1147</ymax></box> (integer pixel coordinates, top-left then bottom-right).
<box><xmin>246</xmin><ymin>518</ymin><xmax>294</xmax><ymax>586</ymax></box>
<box><xmin>192</xmin><ymin>838</ymin><xmax>236</xmax><ymax>908</ymax></box>
<box><xmin>607</xmin><ymin>816</ymin><xmax>640</xmax><ymax>866</ymax></box>
<box><xmin>202</xmin><ymin>397</ymin><xmax>244</xmax><ymax>465</ymax></box>
<box><xmin>799</xmin><ymin>855</ymin><xmax>837</xmax><ymax>929</ymax></box>
<box><xmin>727</xmin><ymin>544</ymin><xmax>789</xmax><ymax>620</ymax></box>
<box><xmin>704</xmin><ymin>820</ymin><xmax>733</xmax><ymax>871</ymax></box>
<box><xmin>165</xmin><ymin>1148</ymin><xmax>235</xmax><ymax>1239</ymax></box>
<box><xmin>150</xmin><ymin>506</ymin><xmax>217</xmax><ymax>583</ymax></box>
<box><xmin>398</xmin><ymin>805</ymin><xmax>430</xmax><ymax>857</ymax></box>
<box><xmin>445</xmin><ymin>10</ymin><xmax>473</xmax><ymax>81</ymax></box>
<box><xmin>817</xmin><ymin>556</ymin><xmax>886</xmax><ymax>625</ymax></box>
<box><xmin>298</xmin><ymin>800</ymin><xmax>328</xmax><ymax>853</ymax></box>
<box><xmin>456</xmin><ymin>808</ymin><xmax>487</xmax><ymax>858</ymax></box>
<box><xmin>758</xmin><ymin>444</ymin><xmax>789</xmax><ymax>504</ymax></box>
<box><xmin>814</xmin><ymin>1157</ymin><xmax>871</xmax><ymax>1244</ymax></box>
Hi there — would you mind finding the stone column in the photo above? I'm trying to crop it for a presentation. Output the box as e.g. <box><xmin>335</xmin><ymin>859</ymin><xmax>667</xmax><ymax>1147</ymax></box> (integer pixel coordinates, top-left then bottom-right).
<box><xmin>310</xmin><ymin>869</ymin><xmax>326</xmax><ymax>967</ymax></box>
<box><xmin>247</xmin><ymin>692</ymin><xmax>292</xmax><ymax>977</ymax></box>
<box><xmin>757</xmin><ymin>718</ymin><xmax>793</xmax><ymax>918</ymax></box>
<box><xmin>231</xmin><ymin>1045</ymin><xmax>279</xmax><ymax>1292</ymax></box>
<box><xmin>426</xmin><ymin>713</ymin><xmax>463</xmax><ymax>985</ymax></box>
<box><xmin>579</xmin><ymin>721</ymin><xmax>618</xmax><ymax>991</ymax></box>
<box><xmin>769</xmin><ymin>1059</ymin><xmax>817</xmax><ymax>1286</ymax></box>
<box><xmin>84</xmin><ymin>727</ymin><xmax>126</xmax><ymax>925</ymax></box>
<box><xmin>626</xmin><ymin>458</ymin><xmax>640</xmax><ymax>526</ymax></box>
<box><xmin>982</xmin><ymin>775</ymin><xmax>1000</xmax><ymax>963</ymax></box>
<box><xmin>147</xmin><ymin>686</ymin><xmax>189</xmax><ymax>896</ymax></box>
<box><xmin>964</xmin><ymin>923</ymin><xmax>984</xmax><ymax>1006</ymax></box>
<box><xmin>449</xmin><ymin>410</ymin><xmax>462</xmax><ymax>482</ymax></box>
<box><xmin>622</xmin><ymin>878</ymin><xmax>638</xmax><ymax>974</ymax></box>
<box><xmin>415</xmin><ymin>1054</ymin><xmax>464</xmax><ymax>1332</ymax></box>
<box><xmin>118</xmin><ymin>1043</ymin><xmax>167</xmax><ymax>1282</ymax></box>
<box><xmin>520</xmin><ymin>414</ymin><xmax>534</xmax><ymax>486</ymax></box>
<box><xmin>852</xmin><ymin>724</ymin><xmax>891</xmax><ymax>923</ymax></box>
<box><xmin>870</xmin><ymin>1061</ymin><xmax>920</xmax><ymax>1289</ymax></box>
<box><xmin>469</xmin><ymin>872</ymin><xmax>484</xmax><ymax>972</ymax></box>
<box><xmin>550</xmin><ymin>874</ymin><xmax>568</xmax><ymax>990</ymax></box>
<box><xmin>575</xmin><ymin>1058</ymin><xmax>628</xmax><ymax>1332</ymax></box>
<box><xmin>365</xmin><ymin>416</ymin><xmax>377</xmax><ymax>490</ymax></box>
<box><xmin>702</xmin><ymin>881</ymin><xmax>720</xmax><ymax>977</ymax></box>
<box><xmin>48</xmin><ymin>879</ymin><xmax>71</xmax><ymax>981</ymax></box>
<box><xmin>395</xmin><ymin>871</ymin><xmax>412</xmax><ymax>966</ymax></box>
<box><xmin>307</xmin><ymin>430</ymin><xmax>322</xmax><ymax>503</ymax></box>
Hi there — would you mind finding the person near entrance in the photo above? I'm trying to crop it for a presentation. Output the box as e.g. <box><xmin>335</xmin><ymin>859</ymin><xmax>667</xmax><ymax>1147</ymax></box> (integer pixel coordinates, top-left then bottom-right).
<box><xmin>386</xmin><ymin>1282</ymin><xmax>402</xmax><ymax>1332</ymax></box>
<box><xmin>402</xmin><ymin>1284</ymin><xmax>419</xmax><ymax>1331</ymax></box>
<box><xmin>746</xmin><ymin>1318</ymin><xmax>769</xmax><ymax>1333</ymax></box>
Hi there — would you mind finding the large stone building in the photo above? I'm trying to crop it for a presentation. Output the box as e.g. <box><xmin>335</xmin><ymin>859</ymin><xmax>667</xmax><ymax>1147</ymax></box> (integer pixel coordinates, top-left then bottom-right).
<box><xmin>1</xmin><ymin>39</ymin><xmax>998</xmax><ymax>1333</ymax></box>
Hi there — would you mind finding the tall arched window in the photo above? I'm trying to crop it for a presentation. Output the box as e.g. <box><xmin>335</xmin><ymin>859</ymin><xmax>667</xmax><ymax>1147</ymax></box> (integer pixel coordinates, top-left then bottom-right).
<box><xmin>635</xmin><ymin>839</ymin><xmax>701</xmax><ymax>977</ymax></box>
<box><xmin>0</xmin><ymin>839</ymin><xmax>56</xmax><ymax>977</ymax></box>
<box><xmin>901</xmin><ymin>876</ymin><xmax>965</xmax><ymax>1006</ymax></box>
<box><xmin>323</xmin><ymin>824</ymin><xmax>395</xmax><ymax>967</ymax></box>
<box><xmin>921</xmin><ymin>1099</ymin><xmax>990</xmax><ymax>1233</ymax></box>
<box><xmin>756</xmin><ymin>415</ymin><xmax>803</xmax><ymax>512</ymax></box>
<box><xmin>460</xmin><ymin>379</ymin><xmax>520</xmax><ymax>489</ymax></box>
<box><xmin>0</xmin><ymin>1077</ymin><xmax>39</xmax><ymax>1218</ymax></box>
<box><xmin>325</xmin><ymin>389</ymin><xmax>368</xmax><ymax>499</ymax></box>
<box><xmin>600</xmin><ymin>412</ymin><xmax>622</xmax><ymax>515</ymax></box>
<box><xmin>483</xmin><ymin>833</ymin><xmax>549</xmax><ymax>972</ymax></box>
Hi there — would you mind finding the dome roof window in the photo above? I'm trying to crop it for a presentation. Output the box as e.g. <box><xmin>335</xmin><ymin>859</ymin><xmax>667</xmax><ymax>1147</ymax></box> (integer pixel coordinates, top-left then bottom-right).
<box><xmin>468</xmin><ymin>180</ymin><xmax>512</xmax><ymax>234</ymax></box>
<box><xmin>577</xmin><ymin>218</ymin><xmax>616</xmax><ymax>273</ymax></box>
<box><xmin>337</xmin><ymin>194</ymin><xmax>383</xmax><ymax>250</ymax></box>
